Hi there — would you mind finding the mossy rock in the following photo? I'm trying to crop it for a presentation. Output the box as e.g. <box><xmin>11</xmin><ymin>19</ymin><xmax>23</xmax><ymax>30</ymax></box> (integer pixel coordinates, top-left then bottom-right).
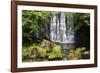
<box><xmin>40</xmin><ymin>39</ymin><xmax>54</xmax><ymax>49</ymax></box>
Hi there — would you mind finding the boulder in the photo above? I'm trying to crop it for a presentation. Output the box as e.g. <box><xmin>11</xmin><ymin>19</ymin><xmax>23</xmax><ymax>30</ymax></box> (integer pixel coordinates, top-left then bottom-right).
<box><xmin>41</xmin><ymin>39</ymin><xmax>54</xmax><ymax>49</ymax></box>
<box><xmin>81</xmin><ymin>51</ymin><xmax>90</xmax><ymax>59</ymax></box>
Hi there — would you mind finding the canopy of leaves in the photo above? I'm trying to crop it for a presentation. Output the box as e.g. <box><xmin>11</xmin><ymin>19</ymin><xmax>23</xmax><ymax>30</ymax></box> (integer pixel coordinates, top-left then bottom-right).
<box><xmin>22</xmin><ymin>10</ymin><xmax>51</xmax><ymax>45</ymax></box>
<box><xmin>73</xmin><ymin>13</ymin><xmax>90</xmax><ymax>31</ymax></box>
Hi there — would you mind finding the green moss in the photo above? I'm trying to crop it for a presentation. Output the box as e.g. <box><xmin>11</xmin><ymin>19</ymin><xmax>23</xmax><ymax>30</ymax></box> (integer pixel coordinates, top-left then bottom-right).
<box><xmin>67</xmin><ymin>47</ymin><xmax>86</xmax><ymax>60</ymax></box>
<box><xmin>22</xmin><ymin>43</ymin><xmax>64</xmax><ymax>61</ymax></box>
<box><xmin>47</xmin><ymin>44</ymin><xmax>64</xmax><ymax>60</ymax></box>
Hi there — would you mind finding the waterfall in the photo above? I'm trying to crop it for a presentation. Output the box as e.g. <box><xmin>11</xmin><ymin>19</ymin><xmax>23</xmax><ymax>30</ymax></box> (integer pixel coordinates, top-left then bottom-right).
<box><xmin>50</xmin><ymin>12</ymin><xmax>74</xmax><ymax>45</ymax></box>
<box><xmin>50</xmin><ymin>14</ymin><xmax>57</xmax><ymax>42</ymax></box>
<box><xmin>66</xmin><ymin>14</ymin><xmax>74</xmax><ymax>43</ymax></box>
<box><xmin>50</xmin><ymin>13</ymin><xmax>60</xmax><ymax>42</ymax></box>
<box><xmin>60</xmin><ymin>12</ymin><xmax>67</xmax><ymax>43</ymax></box>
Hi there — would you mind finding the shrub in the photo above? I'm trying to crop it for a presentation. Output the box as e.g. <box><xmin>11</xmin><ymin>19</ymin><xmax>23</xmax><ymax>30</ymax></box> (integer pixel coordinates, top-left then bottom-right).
<box><xmin>67</xmin><ymin>47</ymin><xmax>86</xmax><ymax>60</ymax></box>
<box><xmin>47</xmin><ymin>44</ymin><xmax>64</xmax><ymax>60</ymax></box>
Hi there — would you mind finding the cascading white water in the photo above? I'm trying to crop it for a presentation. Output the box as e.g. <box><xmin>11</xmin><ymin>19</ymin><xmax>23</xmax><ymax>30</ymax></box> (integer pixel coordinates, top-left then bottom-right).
<box><xmin>50</xmin><ymin>13</ymin><xmax>60</xmax><ymax>42</ymax></box>
<box><xmin>50</xmin><ymin>13</ymin><xmax>74</xmax><ymax>59</ymax></box>
<box><xmin>60</xmin><ymin>12</ymin><xmax>67</xmax><ymax>43</ymax></box>
<box><xmin>50</xmin><ymin>14</ymin><xmax>56</xmax><ymax>41</ymax></box>
<box><xmin>50</xmin><ymin>12</ymin><xmax>74</xmax><ymax>45</ymax></box>
<box><xmin>66</xmin><ymin>14</ymin><xmax>74</xmax><ymax>43</ymax></box>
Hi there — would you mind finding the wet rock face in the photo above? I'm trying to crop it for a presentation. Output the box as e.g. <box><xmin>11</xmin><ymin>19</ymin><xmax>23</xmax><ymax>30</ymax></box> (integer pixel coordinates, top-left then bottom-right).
<box><xmin>41</xmin><ymin>39</ymin><xmax>54</xmax><ymax>49</ymax></box>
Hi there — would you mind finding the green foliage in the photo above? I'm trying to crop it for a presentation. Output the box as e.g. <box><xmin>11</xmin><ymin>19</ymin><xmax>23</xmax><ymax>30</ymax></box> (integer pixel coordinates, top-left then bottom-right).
<box><xmin>34</xmin><ymin>46</ymin><xmax>47</xmax><ymax>58</ymax></box>
<box><xmin>67</xmin><ymin>47</ymin><xmax>86</xmax><ymax>60</ymax></box>
<box><xmin>22</xmin><ymin>10</ymin><xmax>90</xmax><ymax>45</ymax></box>
<box><xmin>47</xmin><ymin>52</ymin><xmax>64</xmax><ymax>60</ymax></box>
<box><xmin>47</xmin><ymin>44</ymin><xmax>64</xmax><ymax>60</ymax></box>
<box><xmin>22</xmin><ymin>10</ymin><xmax>90</xmax><ymax>61</ymax></box>
<box><xmin>73</xmin><ymin>13</ymin><xmax>90</xmax><ymax>31</ymax></box>
<box><xmin>22</xmin><ymin>47</ymin><xmax>29</xmax><ymax>60</ymax></box>
<box><xmin>22</xmin><ymin>46</ymin><xmax>36</xmax><ymax>62</ymax></box>
<box><xmin>22</xmin><ymin>10</ymin><xmax>51</xmax><ymax>45</ymax></box>
<box><xmin>22</xmin><ymin>43</ymin><xmax>64</xmax><ymax>62</ymax></box>
<box><xmin>22</xmin><ymin>42</ymin><xmax>88</xmax><ymax>61</ymax></box>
